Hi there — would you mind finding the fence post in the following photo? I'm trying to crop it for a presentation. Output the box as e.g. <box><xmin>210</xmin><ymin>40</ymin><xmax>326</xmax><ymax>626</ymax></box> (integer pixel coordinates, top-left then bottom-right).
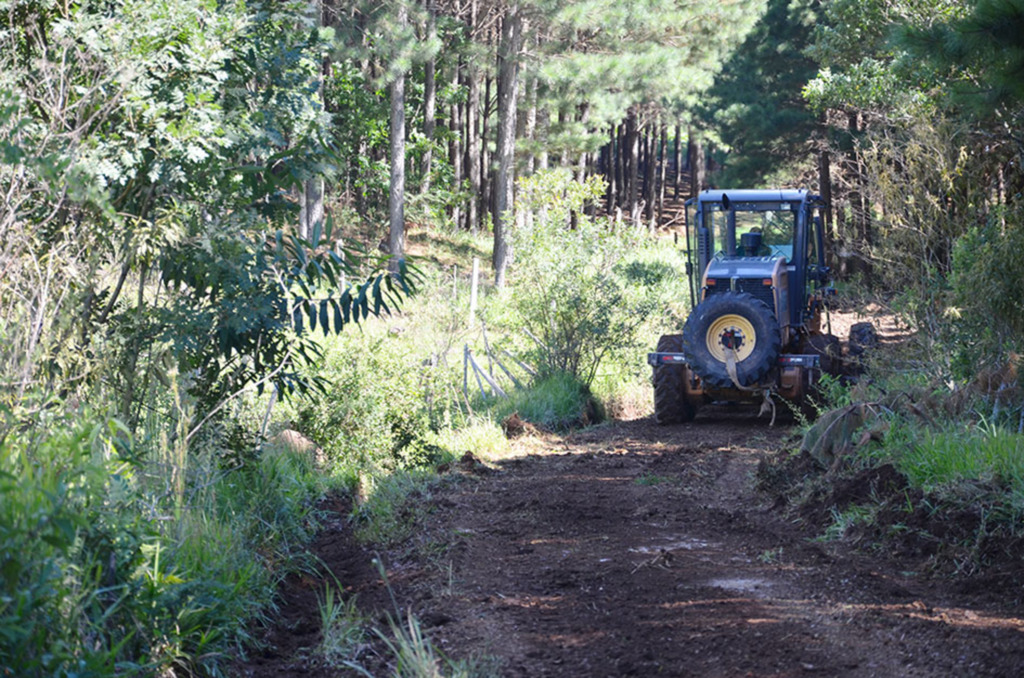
<box><xmin>469</xmin><ymin>257</ymin><xmax>479</xmax><ymax>324</ymax></box>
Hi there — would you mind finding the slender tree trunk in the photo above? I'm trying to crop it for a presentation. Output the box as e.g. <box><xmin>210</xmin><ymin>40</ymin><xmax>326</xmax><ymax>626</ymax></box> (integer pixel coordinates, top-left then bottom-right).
<box><xmin>300</xmin><ymin>178</ymin><xmax>325</xmax><ymax>240</ymax></box>
<box><xmin>674</xmin><ymin>123</ymin><xmax>682</xmax><ymax>199</ymax></box>
<box><xmin>643</xmin><ymin>125</ymin><xmax>657</xmax><ymax>224</ymax></box>
<box><xmin>689</xmin><ymin>128</ymin><xmax>704</xmax><ymax>198</ymax></box>
<box><xmin>657</xmin><ymin>124</ymin><xmax>667</xmax><ymax>229</ymax></box>
<box><xmin>465</xmin><ymin>69</ymin><xmax>481</xmax><ymax>233</ymax></box>
<box><xmin>846</xmin><ymin>111</ymin><xmax>872</xmax><ymax>277</ymax></box>
<box><xmin>388</xmin><ymin>3</ymin><xmax>408</xmax><ymax>272</ymax></box>
<box><xmin>553</xmin><ymin>108</ymin><xmax>564</xmax><ymax>168</ymax></box>
<box><xmin>524</xmin><ymin>75</ymin><xmax>538</xmax><ymax>175</ymax></box>
<box><xmin>481</xmin><ymin>73</ymin><xmax>492</xmax><ymax>228</ymax></box>
<box><xmin>537</xmin><ymin>106</ymin><xmax>550</xmax><ymax>170</ymax></box>
<box><xmin>450</xmin><ymin>98</ymin><xmax>463</xmax><ymax>227</ymax></box>
<box><xmin>576</xmin><ymin>103</ymin><xmax>590</xmax><ymax>181</ymax></box>
<box><xmin>447</xmin><ymin>56</ymin><xmax>464</xmax><ymax>225</ymax></box>
<box><xmin>615</xmin><ymin>122</ymin><xmax>625</xmax><ymax>208</ymax></box>
<box><xmin>356</xmin><ymin>138</ymin><xmax>368</xmax><ymax>217</ymax></box>
<box><xmin>300</xmin><ymin>0</ymin><xmax>327</xmax><ymax>239</ymax></box>
<box><xmin>420</xmin><ymin>0</ymin><xmax>437</xmax><ymax>194</ymax></box>
<box><xmin>818</xmin><ymin>148</ymin><xmax>833</xmax><ymax>269</ymax></box>
<box><xmin>493</xmin><ymin>6</ymin><xmax>523</xmax><ymax>287</ymax></box>
<box><xmin>606</xmin><ymin>124</ymin><xmax>617</xmax><ymax>214</ymax></box>
<box><xmin>625</xmin><ymin>108</ymin><xmax>639</xmax><ymax>223</ymax></box>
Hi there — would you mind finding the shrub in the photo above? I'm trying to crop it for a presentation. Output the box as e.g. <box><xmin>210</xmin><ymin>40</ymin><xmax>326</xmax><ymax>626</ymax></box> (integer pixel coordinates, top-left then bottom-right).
<box><xmin>502</xmin><ymin>169</ymin><xmax>687</xmax><ymax>390</ymax></box>
<box><xmin>294</xmin><ymin>324</ymin><xmax>456</xmax><ymax>474</ymax></box>
<box><xmin>949</xmin><ymin>207</ymin><xmax>1024</xmax><ymax>377</ymax></box>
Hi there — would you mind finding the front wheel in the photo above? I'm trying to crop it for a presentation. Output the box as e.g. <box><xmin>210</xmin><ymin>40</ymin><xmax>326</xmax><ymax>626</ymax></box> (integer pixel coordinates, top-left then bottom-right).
<box><xmin>653</xmin><ymin>334</ymin><xmax>697</xmax><ymax>425</ymax></box>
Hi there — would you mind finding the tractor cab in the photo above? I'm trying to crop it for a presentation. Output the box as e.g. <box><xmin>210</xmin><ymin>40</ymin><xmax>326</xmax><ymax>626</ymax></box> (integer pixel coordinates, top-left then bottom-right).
<box><xmin>692</xmin><ymin>189</ymin><xmax>830</xmax><ymax>343</ymax></box>
<box><xmin>647</xmin><ymin>189</ymin><xmax>837</xmax><ymax>424</ymax></box>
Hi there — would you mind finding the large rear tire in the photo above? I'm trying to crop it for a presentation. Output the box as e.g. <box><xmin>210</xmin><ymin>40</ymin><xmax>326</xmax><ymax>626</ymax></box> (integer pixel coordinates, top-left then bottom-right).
<box><xmin>682</xmin><ymin>292</ymin><xmax>781</xmax><ymax>389</ymax></box>
<box><xmin>653</xmin><ymin>334</ymin><xmax>697</xmax><ymax>425</ymax></box>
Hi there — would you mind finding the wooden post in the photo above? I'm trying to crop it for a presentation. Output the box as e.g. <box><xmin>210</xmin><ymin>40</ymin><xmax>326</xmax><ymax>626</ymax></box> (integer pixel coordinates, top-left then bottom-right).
<box><xmin>463</xmin><ymin>344</ymin><xmax>469</xmax><ymax>401</ymax></box>
<box><xmin>469</xmin><ymin>257</ymin><xmax>479</xmax><ymax>323</ymax></box>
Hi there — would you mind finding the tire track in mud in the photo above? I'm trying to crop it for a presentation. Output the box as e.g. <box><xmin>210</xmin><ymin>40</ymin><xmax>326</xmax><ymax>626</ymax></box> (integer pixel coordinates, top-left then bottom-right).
<box><xmin>241</xmin><ymin>412</ymin><xmax>1024</xmax><ymax>677</ymax></box>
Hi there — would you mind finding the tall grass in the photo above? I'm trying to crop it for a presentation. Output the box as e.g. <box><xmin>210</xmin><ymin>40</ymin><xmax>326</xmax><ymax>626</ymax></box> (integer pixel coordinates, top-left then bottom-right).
<box><xmin>490</xmin><ymin>371</ymin><xmax>601</xmax><ymax>430</ymax></box>
<box><xmin>0</xmin><ymin>402</ymin><xmax>328</xmax><ymax>676</ymax></box>
<box><xmin>897</xmin><ymin>420</ymin><xmax>1024</xmax><ymax>505</ymax></box>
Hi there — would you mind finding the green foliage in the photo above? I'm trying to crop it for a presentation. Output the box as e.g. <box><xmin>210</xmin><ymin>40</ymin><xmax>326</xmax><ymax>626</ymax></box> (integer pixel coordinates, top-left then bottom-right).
<box><xmin>803</xmin><ymin>0</ymin><xmax>965</xmax><ymax>116</ymax></box>
<box><xmin>493</xmin><ymin>372</ymin><xmax>600</xmax><ymax>431</ymax></box>
<box><xmin>819</xmin><ymin>504</ymin><xmax>878</xmax><ymax>542</ymax></box>
<box><xmin>0</xmin><ymin>407</ymin><xmax>320</xmax><ymax>675</ymax></box>
<box><xmin>948</xmin><ymin>205</ymin><xmax>1024</xmax><ymax>374</ymax></box>
<box><xmin>433</xmin><ymin>417</ymin><xmax>511</xmax><ymax>461</ymax></box>
<box><xmin>295</xmin><ymin>327</ymin><xmax>450</xmax><ymax>474</ymax></box>
<box><xmin>539</xmin><ymin>0</ymin><xmax>768</xmax><ymax>123</ymax></box>
<box><xmin>899</xmin><ymin>0</ymin><xmax>1024</xmax><ymax>113</ymax></box>
<box><xmin>703</xmin><ymin>0</ymin><xmax>820</xmax><ymax>185</ymax></box>
<box><xmin>317</xmin><ymin>583</ymin><xmax>368</xmax><ymax>666</ymax></box>
<box><xmin>505</xmin><ymin>169</ymin><xmax>674</xmax><ymax>387</ymax></box>
<box><xmin>159</xmin><ymin>218</ymin><xmax>414</xmax><ymax>414</ymax></box>
<box><xmin>899</xmin><ymin>420</ymin><xmax>1024</xmax><ymax>498</ymax></box>
<box><xmin>800</xmin><ymin>0</ymin><xmax>1024</xmax><ymax>382</ymax></box>
<box><xmin>0</xmin><ymin>414</ymin><xmax>143</xmax><ymax>674</ymax></box>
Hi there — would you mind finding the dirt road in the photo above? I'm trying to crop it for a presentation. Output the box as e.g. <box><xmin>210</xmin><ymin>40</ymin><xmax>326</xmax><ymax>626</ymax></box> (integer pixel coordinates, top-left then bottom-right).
<box><xmin>242</xmin><ymin>411</ymin><xmax>1024</xmax><ymax>676</ymax></box>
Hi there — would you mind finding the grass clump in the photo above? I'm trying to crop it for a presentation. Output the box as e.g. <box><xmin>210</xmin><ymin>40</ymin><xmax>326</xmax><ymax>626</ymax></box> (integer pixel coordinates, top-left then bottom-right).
<box><xmin>900</xmin><ymin>421</ymin><xmax>1024</xmax><ymax>497</ymax></box>
<box><xmin>491</xmin><ymin>372</ymin><xmax>601</xmax><ymax>431</ymax></box>
<box><xmin>317</xmin><ymin>583</ymin><xmax>369</xmax><ymax>667</ymax></box>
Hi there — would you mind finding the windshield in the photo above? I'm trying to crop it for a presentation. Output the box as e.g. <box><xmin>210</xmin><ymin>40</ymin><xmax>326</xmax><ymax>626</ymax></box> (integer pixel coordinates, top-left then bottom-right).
<box><xmin>703</xmin><ymin>203</ymin><xmax>796</xmax><ymax>260</ymax></box>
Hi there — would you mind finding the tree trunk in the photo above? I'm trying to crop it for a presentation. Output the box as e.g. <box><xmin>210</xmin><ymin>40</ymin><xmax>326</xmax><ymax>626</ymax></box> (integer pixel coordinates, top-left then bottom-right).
<box><xmin>420</xmin><ymin>0</ymin><xmax>437</xmax><ymax>194</ymax></box>
<box><xmin>300</xmin><ymin>178</ymin><xmax>324</xmax><ymax>240</ymax></box>
<box><xmin>493</xmin><ymin>6</ymin><xmax>523</xmax><ymax>288</ymax></box>
<box><xmin>846</xmin><ymin>111</ymin><xmax>872</xmax><ymax>277</ymax></box>
<box><xmin>625</xmin><ymin>108</ymin><xmax>639</xmax><ymax>223</ymax></box>
<box><xmin>643</xmin><ymin>125</ymin><xmax>659</xmax><ymax>224</ymax></box>
<box><xmin>615</xmin><ymin>122</ymin><xmax>625</xmax><ymax>208</ymax></box>
<box><xmin>576</xmin><ymin>103</ymin><xmax>590</xmax><ymax>181</ymax></box>
<box><xmin>689</xmin><ymin>129</ymin><xmax>704</xmax><ymax>198</ymax></box>
<box><xmin>606</xmin><ymin>124</ymin><xmax>617</xmax><ymax>214</ymax></box>
<box><xmin>449</xmin><ymin>59</ymin><xmax>463</xmax><ymax>227</ymax></box>
<box><xmin>523</xmin><ymin>75</ymin><xmax>538</xmax><ymax>175</ymax></box>
<box><xmin>818</xmin><ymin>148</ymin><xmax>833</xmax><ymax>269</ymax></box>
<box><xmin>465</xmin><ymin>67</ymin><xmax>481</xmax><ymax>234</ymax></box>
<box><xmin>481</xmin><ymin>73</ymin><xmax>492</xmax><ymax>228</ymax></box>
<box><xmin>657</xmin><ymin>124</ymin><xmax>667</xmax><ymax>230</ymax></box>
<box><xmin>537</xmin><ymin>106</ymin><xmax>549</xmax><ymax>171</ymax></box>
<box><xmin>644</xmin><ymin>125</ymin><xmax>657</xmax><ymax>224</ymax></box>
<box><xmin>388</xmin><ymin>2</ymin><xmax>408</xmax><ymax>272</ymax></box>
<box><xmin>300</xmin><ymin>0</ymin><xmax>327</xmax><ymax>240</ymax></box>
<box><xmin>558</xmin><ymin>107</ymin><xmax>569</xmax><ymax>168</ymax></box>
<box><xmin>673</xmin><ymin>123</ymin><xmax>682</xmax><ymax>200</ymax></box>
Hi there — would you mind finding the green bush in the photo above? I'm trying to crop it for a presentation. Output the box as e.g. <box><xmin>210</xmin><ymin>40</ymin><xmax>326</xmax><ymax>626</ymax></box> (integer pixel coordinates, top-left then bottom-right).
<box><xmin>295</xmin><ymin>326</ymin><xmax>456</xmax><ymax>474</ymax></box>
<box><xmin>949</xmin><ymin>207</ymin><xmax>1024</xmax><ymax>377</ymax></box>
<box><xmin>502</xmin><ymin>169</ymin><xmax>688</xmax><ymax>395</ymax></box>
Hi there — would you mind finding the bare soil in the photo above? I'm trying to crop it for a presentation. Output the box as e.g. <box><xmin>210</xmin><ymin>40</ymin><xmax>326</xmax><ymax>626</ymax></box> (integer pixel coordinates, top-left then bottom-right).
<box><xmin>238</xmin><ymin>409</ymin><xmax>1024</xmax><ymax>677</ymax></box>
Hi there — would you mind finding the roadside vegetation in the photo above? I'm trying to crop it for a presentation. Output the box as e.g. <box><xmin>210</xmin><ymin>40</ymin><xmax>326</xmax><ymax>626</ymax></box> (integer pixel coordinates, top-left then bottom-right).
<box><xmin>4</xmin><ymin>0</ymin><xmax>1024</xmax><ymax>675</ymax></box>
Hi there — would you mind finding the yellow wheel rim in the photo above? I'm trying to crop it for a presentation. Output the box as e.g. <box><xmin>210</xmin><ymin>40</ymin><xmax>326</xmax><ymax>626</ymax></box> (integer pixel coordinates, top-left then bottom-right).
<box><xmin>706</xmin><ymin>314</ymin><xmax>757</xmax><ymax>363</ymax></box>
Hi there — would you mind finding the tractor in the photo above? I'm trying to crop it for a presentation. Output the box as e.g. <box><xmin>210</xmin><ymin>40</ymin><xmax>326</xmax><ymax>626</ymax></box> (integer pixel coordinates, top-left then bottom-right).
<box><xmin>648</xmin><ymin>189</ymin><xmax>840</xmax><ymax>424</ymax></box>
